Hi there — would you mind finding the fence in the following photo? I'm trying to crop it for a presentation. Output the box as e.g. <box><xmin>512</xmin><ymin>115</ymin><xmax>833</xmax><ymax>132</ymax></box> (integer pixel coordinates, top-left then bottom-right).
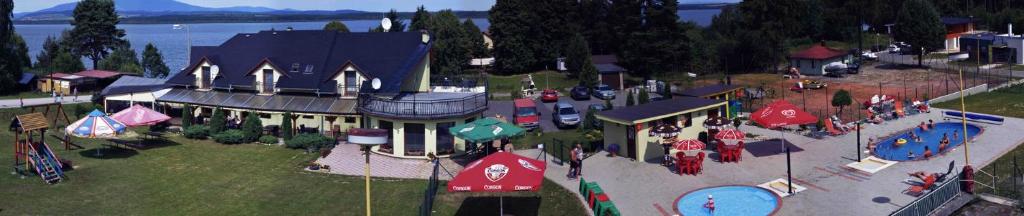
<box><xmin>889</xmin><ymin>176</ymin><xmax>963</xmax><ymax>216</ymax></box>
<box><xmin>418</xmin><ymin>159</ymin><xmax>441</xmax><ymax>216</ymax></box>
<box><xmin>974</xmin><ymin>150</ymin><xmax>1024</xmax><ymax>207</ymax></box>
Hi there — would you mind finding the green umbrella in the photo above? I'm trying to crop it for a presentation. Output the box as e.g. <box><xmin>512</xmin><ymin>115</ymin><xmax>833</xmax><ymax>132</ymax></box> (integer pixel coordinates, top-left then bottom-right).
<box><xmin>449</xmin><ymin>117</ymin><xmax>527</xmax><ymax>143</ymax></box>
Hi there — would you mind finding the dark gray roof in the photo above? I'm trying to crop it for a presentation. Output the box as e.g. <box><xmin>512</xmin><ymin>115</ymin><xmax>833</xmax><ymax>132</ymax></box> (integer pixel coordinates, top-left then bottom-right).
<box><xmin>941</xmin><ymin>17</ymin><xmax>971</xmax><ymax>25</ymax></box>
<box><xmin>156</xmin><ymin>88</ymin><xmax>356</xmax><ymax>115</ymax></box>
<box><xmin>100</xmin><ymin>76</ymin><xmax>169</xmax><ymax>96</ymax></box>
<box><xmin>594</xmin><ymin>63</ymin><xmax>626</xmax><ymax>74</ymax></box>
<box><xmin>18</xmin><ymin>73</ymin><xmax>35</xmax><ymax>85</ymax></box>
<box><xmin>166</xmin><ymin>30</ymin><xmax>432</xmax><ymax>93</ymax></box>
<box><xmin>596</xmin><ymin>97</ymin><xmax>724</xmax><ymax>123</ymax></box>
<box><xmin>678</xmin><ymin>84</ymin><xmax>743</xmax><ymax>97</ymax></box>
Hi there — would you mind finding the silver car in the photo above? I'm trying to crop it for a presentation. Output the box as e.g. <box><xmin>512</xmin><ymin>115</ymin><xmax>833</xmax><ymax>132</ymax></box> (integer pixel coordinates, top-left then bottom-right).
<box><xmin>552</xmin><ymin>102</ymin><xmax>581</xmax><ymax>128</ymax></box>
<box><xmin>592</xmin><ymin>84</ymin><xmax>616</xmax><ymax>100</ymax></box>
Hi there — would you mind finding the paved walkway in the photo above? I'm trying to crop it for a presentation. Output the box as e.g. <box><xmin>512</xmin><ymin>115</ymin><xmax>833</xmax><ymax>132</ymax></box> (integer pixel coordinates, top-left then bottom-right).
<box><xmin>0</xmin><ymin>96</ymin><xmax>90</xmax><ymax>109</ymax></box>
<box><xmin>314</xmin><ymin>144</ymin><xmax>465</xmax><ymax>180</ymax></box>
<box><xmin>529</xmin><ymin>109</ymin><xmax>1024</xmax><ymax>216</ymax></box>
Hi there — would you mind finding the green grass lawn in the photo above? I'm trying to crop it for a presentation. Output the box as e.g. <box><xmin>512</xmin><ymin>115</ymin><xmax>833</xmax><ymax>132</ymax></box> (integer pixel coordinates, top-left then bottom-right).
<box><xmin>931</xmin><ymin>84</ymin><xmax>1024</xmax><ymax>118</ymax></box>
<box><xmin>0</xmin><ymin>106</ymin><xmax>586</xmax><ymax>215</ymax></box>
<box><xmin>488</xmin><ymin>71</ymin><xmax>580</xmax><ymax>95</ymax></box>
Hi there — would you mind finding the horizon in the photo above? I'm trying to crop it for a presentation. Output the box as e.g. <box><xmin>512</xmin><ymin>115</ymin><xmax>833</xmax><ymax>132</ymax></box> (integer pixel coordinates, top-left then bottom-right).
<box><xmin>14</xmin><ymin>0</ymin><xmax>741</xmax><ymax>13</ymax></box>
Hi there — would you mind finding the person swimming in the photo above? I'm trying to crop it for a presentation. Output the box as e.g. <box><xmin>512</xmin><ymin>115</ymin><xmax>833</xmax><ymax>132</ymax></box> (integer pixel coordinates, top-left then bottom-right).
<box><xmin>928</xmin><ymin>120</ymin><xmax>935</xmax><ymax>129</ymax></box>
<box><xmin>939</xmin><ymin>133</ymin><xmax>950</xmax><ymax>151</ymax></box>
<box><xmin>908</xmin><ymin>151</ymin><xmax>916</xmax><ymax>159</ymax></box>
<box><xmin>919</xmin><ymin>122</ymin><xmax>929</xmax><ymax>131</ymax></box>
<box><xmin>952</xmin><ymin>130</ymin><xmax>960</xmax><ymax>140</ymax></box>
<box><xmin>923</xmin><ymin>146</ymin><xmax>933</xmax><ymax>158</ymax></box>
<box><xmin>909</xmin><ymin>131</ymin><xmax>922</xmax><ymax>142</ymax></box>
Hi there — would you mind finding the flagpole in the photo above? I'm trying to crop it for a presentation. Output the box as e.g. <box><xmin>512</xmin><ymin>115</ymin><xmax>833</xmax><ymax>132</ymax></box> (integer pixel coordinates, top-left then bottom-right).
<box><xmin>957</xmin><ymin>68</ymin><xmax>970</xmax><ymax>165</ymax></box>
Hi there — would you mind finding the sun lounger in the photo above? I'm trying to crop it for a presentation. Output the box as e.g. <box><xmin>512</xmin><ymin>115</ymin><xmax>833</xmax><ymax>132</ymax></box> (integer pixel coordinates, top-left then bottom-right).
<box><xmin>824</xmin><ymin>119</ymin><xmax>845</xmax><ymax>136</ymax></box>
<box><xmin>904</xmin><ymin>174</ymin><xmax>937</xmax><ymax>196</ymax></box>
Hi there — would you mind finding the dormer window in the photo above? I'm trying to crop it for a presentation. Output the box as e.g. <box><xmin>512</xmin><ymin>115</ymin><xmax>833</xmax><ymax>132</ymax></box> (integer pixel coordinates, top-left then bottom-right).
<box><xmin>303</xmin><ymin>65</ymin><xmax>314</xmax><ymax>74</ymax></box>
<box><xmin>199</xmin><ymin>66</ymin><xmax>211</xmax><ymax>89</ymax></box>
<box><xmin>290</xmin><ymin>63</ymin><xmax>300</xmax><ymax>73</ymax></box>
<box><xmin>261</xmin><ymin>69</ymin><xmax>274</xmax><ymax>93</ymax></box>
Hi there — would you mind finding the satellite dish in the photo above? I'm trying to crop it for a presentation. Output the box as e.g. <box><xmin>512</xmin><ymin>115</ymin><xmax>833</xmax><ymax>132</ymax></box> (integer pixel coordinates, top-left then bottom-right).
<box><xmin>210</xmin><ymin>65</ymin><xmax>220</xmax><ymax>75</ymax></box>
<box><xmin>371</xmin><ymin>78</ymin><xmax>382</xmax><ymax>90</ymax></box>
<box><xmin>381</xmin><ymin>18</ymin><xmax>392</xmax><ymax>32</ymax></box>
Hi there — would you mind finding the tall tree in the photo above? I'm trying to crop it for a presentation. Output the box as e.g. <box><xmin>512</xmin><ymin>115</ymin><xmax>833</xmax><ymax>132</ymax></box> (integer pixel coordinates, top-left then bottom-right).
<box><xmin>893</xmin><ymin>0</ymin><xmax>944</xmax><ymax>66</ymax></box>
<box><xmin>580</xmin><ymin>0</ymin><xmax>615</xmax><ymax>54</ymax></box>
<box><xmin>608</xmin><ymin>0</ymin><xmax>643</xmax><ymax>53</ymax></box>
<box><xmin>831</xmin><ymin>89</ymin><xmax>852</xmax><ymax>116</ymax></box>
<box><xmin>0</xmin><ymin>0</ymin><xmax>20</xmax><ymax>93</ymax></box>
<box><xmin>97</xmin><ymin>42</ymin><xmax>142</xmax><ymax>74</ymax></box>
<box><xmin>429</xmin><ymin>10</ymin><xmax>470</xmax><ymax>76</ymax></box>
<box><xmin>618</xmin><ymin>0</ymin><xmax>686</xmax><ymax>78</ymax></box>
<box><xmin>565</xmin><ymin>33</ymin><xmax>591</xmax><ymax>78</ymax></box>
<box><xmin>489</xmin><ymin>0</ymin><xmax>536</xmax><ymax>74</ymax></box>
<box><xmin>461</xmin><ymin>19</ymin><xmax>488</xmax><ymax>59</ymax></box>
<box><xmin>525</xmin><ymin>0</ymin><xmax>580</xmax><ymax>70</ymax></box>
<box><xmin>34</xmin><ymin>30</ymin><xmax>75</xmax><ymax>70</ymax></box>
<box><xmin>409</xmin><ymin>5</ymin><xmax>432</xmax><ymax>31</ymax></box>
<box><xmin>51</xmin><ymin>50</ymin><xmax>86</xmax><ymax>73</ymax></box>
<box><xmin>371</xmin><ymin>9</ymin><xmax>406</xmax><ymax>32</ymax></box>
<box><xmin>323</xmin><ymin>21</ymin><xmax>350</xmax><ymax>32</ymax></box>
<box><xmin>142</xmin><ymin>43</ymin><xmax>170</xmax><ymax>78</ymax></box>
<box><xmin>281</xmin><ymin>112</ymin><xmax>294</xmax><ymax>140</ymax></box>
<box><xmin>11</xmin><ymin>34</ymin><xmax>28</xmax><ymax>68</ymax></box>
<box><xmin>70</xmin><ymin>0</ymin><xmax>126</xmax><ymax>69</ymax></box>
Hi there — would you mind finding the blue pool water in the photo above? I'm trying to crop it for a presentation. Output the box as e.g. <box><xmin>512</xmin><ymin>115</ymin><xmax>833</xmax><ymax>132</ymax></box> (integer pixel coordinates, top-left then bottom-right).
<box><xmin>676</xmin><ymin>186</ymin><xmax>780</xmax><ymax>216</ymax></box>
<box><xmin>873</xmin><ymin>122</ymin><xmax>982</xmax><ymax>161</ymax></box>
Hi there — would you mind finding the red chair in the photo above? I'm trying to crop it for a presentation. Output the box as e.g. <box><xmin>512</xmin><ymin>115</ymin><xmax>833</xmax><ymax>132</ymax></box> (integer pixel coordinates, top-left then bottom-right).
<box><xmin>695</xmin><ymin>152</ymin><xmax>706</xmax><ymax>174</ymax></box>
<box><xmin>676</xmin><ymin>152</ymin><xmax>688</xmax><ymax>175</ymax></box>
<box><xmin>905</xmin><ymin>174</ymin><xmax>937</xmax><ymax>196</ymax></box>
<box><xmin>735</xmin><ymin>141</ymin><xmax>745</xmax><ymax>162</ymax></box>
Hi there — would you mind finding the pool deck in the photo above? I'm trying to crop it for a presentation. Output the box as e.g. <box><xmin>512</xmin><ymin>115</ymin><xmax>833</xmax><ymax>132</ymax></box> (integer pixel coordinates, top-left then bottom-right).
<box><xmin>517</xmin><ymin>108</ymin><xmax>1024</xmax><ymax>216</ymax></box>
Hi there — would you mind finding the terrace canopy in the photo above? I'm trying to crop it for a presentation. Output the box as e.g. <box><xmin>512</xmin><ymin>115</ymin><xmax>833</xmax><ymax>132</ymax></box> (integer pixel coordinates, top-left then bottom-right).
<box><xmin>156</xmin><ymin>88</ymin><xmax>357</xmax><ymax>115</ymax></box>
<box><xmin>751</xmin><ymin>100</ymin><xmax>818</xmax><ymax>152</ymax></box>
<box><xmin>448</xmin><ymin>117</ymin><xmax>526</xmax><ymax>143</ymax></box>
<box><xmin>448</xmin><ymin>152</ymin><xmax>546</xmax><ymax>215</ymax></box>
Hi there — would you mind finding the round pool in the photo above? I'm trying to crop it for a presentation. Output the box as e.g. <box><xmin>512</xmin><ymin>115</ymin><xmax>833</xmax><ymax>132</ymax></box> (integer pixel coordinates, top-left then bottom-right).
<box><xmin>674</xmin><ymin>185</ymin><xmax>781</xmax><ymax>216</ymax></box>
<box><xmin>873</xmin><ymin>122</ymin><xmax>982</xmax><ymax>161</ymax></box>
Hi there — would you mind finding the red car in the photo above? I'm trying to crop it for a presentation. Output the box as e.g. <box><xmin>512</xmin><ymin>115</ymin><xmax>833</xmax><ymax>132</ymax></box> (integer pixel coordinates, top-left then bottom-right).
<box><xmin>540</xmin><ymin>89</ymin><xmax>559</xmax><ymax>103</ymax></box>
<box><xmin>513</xmin><ymin>98</ymin><xmax>540</xmax><ymax>130</ymax></box>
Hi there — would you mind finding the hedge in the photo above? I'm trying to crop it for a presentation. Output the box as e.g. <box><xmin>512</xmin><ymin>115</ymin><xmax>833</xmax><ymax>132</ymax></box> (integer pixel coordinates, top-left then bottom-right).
<box><xmin>213</xmin><ymin>129</ymin><xmax>246</xmax><ymax>144</ymax></box>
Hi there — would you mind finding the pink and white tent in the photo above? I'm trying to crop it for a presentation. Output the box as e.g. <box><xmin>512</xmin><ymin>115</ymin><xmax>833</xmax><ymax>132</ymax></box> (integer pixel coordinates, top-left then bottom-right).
<box><xmin>110</xmin><ymin>105</ymin><xmax>171</xmax><ymax>127</ymax></box>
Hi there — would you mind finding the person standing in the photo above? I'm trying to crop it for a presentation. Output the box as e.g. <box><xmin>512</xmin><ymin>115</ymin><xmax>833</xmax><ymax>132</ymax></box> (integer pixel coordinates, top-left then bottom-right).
<box><xmin>567</xmin><ymin>145</ymin><xmax>579</xmax><ymax>179</ymax></box>
<box><xmin>574</xmin><ymin>143</ymin><xmax>584</xmax><ymax>177</ymax></box>
<box><xmin>704</xmin><ymin>195</ymin><xmax>715</xmax><ymax>214</ymax></box>
<box><xmin>73</xmin><ymin>87</ymin><xmax>78</xmax><ymax>101</ymax></box>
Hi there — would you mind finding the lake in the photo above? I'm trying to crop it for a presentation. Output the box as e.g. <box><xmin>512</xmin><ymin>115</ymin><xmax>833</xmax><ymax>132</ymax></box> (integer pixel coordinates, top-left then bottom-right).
<box><xmin>14</xmin><ymin>9</ymin><xmax>719</xmax><ymax>74</ymax></box>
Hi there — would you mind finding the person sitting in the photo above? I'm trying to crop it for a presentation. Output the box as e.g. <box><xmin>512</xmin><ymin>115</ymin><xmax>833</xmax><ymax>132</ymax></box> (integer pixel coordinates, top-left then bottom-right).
<box><xmin>871</xmin><ymin>115</ymin><xmax>885</xmax><ymax>124</ymax></box>
<box><xmin>919</xmin><ymin>122</ymin><xmax>929</xmax><ymax>131</ymax></box>
<box><xmin>923</xmin><ymin>146</ymin><xmax>933</xmax><ymax>159</ymax></box>
<box><xmin>939</xmin><ymin>134</ymin><xmax>950</xmax><ymax>151</ymax></box>
<box><xmin>909</xmin><ymin>131</ymin><xmax>922</xmax><ymax>142</ymax></box>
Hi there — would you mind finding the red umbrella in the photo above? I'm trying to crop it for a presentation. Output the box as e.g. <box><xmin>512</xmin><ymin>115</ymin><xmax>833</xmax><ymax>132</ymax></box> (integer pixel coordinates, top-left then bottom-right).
<box><xmin>715</xmin><ymin>129</ymin><xmax>746</xmax><ymax>145</ymax></box>
<box><xmin>673</xmin><ymin>139</ymin><xmax>706</xmax><ymax>151</ymax></box>
<box><xmin>448</xmin><ymin>152</ymin><xmax>546</xmax><ymax>215</ymax></box>
<box><xmin>750</xmin><ymin>100</ymin><xmax>818</xmax><ymax>152</ymax></box>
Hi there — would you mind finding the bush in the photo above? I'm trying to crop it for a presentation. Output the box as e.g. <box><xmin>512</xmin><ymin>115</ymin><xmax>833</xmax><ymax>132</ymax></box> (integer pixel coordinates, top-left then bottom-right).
<box><xmin>183</xmin><ymin>125</ymin><xmax>209</xmax><ymax>139</ymax></box>
<box><xmin>281</xmin><ymin>112</ymin><xmax>294</xmax><ymax>140</ymax></box>
<box><xmin>181</xmin><ymin>103</ymin><xmax>192</xmax><ymax>128</ymax></box>
<box><xmin>213</xmin><ymin>129</ymin><xmax>246</xmax><ymax>144</ymax></box>
<box><xmin>259</xmin><ymin>135</ymin><xmax>278</xmax><ymax>144</ymax></box>
<box><xmin>286</xmin><ymin>133</ymin><xmax>334</xmax><ymax>151</ymax></box>
<box><xmin>208</xmin><ymin>107</ymin><xmax>226</xmax><ymax>134</ymax></box>
<box><xmin>241</xmin><ymin>113</ymin><xmax>263</xmax><ymax>142</ymax></box>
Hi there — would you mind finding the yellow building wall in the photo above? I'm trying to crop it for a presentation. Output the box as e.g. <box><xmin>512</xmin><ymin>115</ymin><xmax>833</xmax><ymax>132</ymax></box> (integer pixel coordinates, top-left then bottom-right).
<box><xmin>637</xmin><ymin>109</ymin><xmax>712</xmax><ymax>162</ymax></box>
<box><xmin>368</xmin><ymin>114</ymin><xmax>474</xmax><ymax>159</ymax></box>
<box><xmin>401</xmin><ymin>55</ymin><xmax>430</xmax><ymax>92</ymax></box>
<box><xmin>38</xmin><ymin>79</ymin><xmax>73</xmax><ymax>94</ymax></box>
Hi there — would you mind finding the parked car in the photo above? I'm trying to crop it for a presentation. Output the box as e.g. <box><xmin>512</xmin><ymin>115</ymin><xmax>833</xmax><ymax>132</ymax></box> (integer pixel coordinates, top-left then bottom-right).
<box><xmin>570</xmin><ymin>86</ymin><xmax>591</xmax><ymax>100</ymax></box>
<box><xmin>592</xmin><ymin>84</ymin><xmax>616</xmax><ymax>100</ymax></box>
<box><xmin>552</xmin><ymin>102</ymin><xmax>581</xmax><ymax>128</ymax></box>
<box><xmin>587</xmin><ymin>104</ymin><xmax>609</xmax><ymax>128</ymax></box>
<box><xmin>846</xmin><ymin>61</ymin><xmax>861</xmax><ymax>74</ymax></box>
<box><xmin>540</xmin><ymin>89</ymin><xmax>559</xmax><ymax>103</ymax></box>
<box><xmin>861</xmin><ymin>52</ymin><xmax>878</xmax><ymax>61</ymax></box>
<box><xmin>513</xmin><ymin>98</ymin><xmax>540</xmax><ymax>130</ymax></box>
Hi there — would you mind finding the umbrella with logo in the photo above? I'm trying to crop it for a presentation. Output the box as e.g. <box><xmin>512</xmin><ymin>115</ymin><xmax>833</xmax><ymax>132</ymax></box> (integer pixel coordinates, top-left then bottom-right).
<box><xmin>110</xmin><ymin>104</ymin><xmax>172</xmax><ymax>127</ymax></box>
<box><xmin>449</xmin><ymin>117</ymin><xmax>527</xmax><ymax>143</ymax></box>
<box><xmin>66</xmin><ymin>109</ymin><xmax>127</xmax><ymax>156</ymax></box>
<box><xmin>750</xmin><ymin>100</ymin><xmax>818</xmax><ymax>152</ymax></box>
<box><xmin>448</xmin><ymin>152</ymin><xmax>547</xmax><ymax>215</ymax></box>
<box><xmin>715</xmin><ymin>129</ymin><xmax>746</xmax><ymax>145</ymax></box>
<box><xmin>673</xmin><ymin>139</ymin><xmax>706</xmax><ymax>152</ymax></box>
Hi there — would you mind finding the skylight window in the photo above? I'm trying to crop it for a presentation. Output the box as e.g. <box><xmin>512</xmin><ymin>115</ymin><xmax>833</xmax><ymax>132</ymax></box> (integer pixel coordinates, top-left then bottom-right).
<box><xmin>290</xmin><ymin>63</ymin><xmax>300</xmax><ymax>73</ymax></box>
<box><xmin>304</xmin><ymin>65</ymin><xmax>314</xmax><ymax>74</ymax></box>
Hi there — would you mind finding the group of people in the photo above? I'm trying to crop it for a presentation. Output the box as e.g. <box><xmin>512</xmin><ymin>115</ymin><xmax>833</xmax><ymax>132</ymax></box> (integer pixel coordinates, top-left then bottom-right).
<box><xmin>918</xmin><ymin>120</ymin><xmax>936</xmax><ymax>132</ymax></box>
<box><xmin>567</xmin><ymin>143</ymin><xmax>584</xmax><ymax>179</ymax></box>
<box><xmin>865</xmin><ymin>119</ymin><xmax>963</xmax><ymax>160</ymax></box>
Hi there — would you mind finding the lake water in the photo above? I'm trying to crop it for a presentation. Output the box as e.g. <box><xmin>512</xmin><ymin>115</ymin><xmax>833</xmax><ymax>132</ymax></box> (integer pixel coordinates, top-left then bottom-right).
<box><xmin>14</xmin><ymin>9</ymin><xmax>719</xmax><ymax>75</ymax></box>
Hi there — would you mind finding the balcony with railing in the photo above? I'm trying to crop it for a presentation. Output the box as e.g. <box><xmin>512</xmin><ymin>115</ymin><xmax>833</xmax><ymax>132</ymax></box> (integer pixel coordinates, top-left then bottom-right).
<box><xmin>357</xmin><ymin>91</ymin><xmax>488</xmax><ymax>120</ymax></box>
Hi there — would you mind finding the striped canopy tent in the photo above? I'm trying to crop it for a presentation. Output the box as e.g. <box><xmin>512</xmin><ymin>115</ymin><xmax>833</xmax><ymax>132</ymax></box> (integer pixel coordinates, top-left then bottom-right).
<box><xmin>448</xmin><ymin>117</ymin><xmax>526</xmax><ymax>143</ymax></box>
<box><xmin>66</xmin><ymin>109</ymin><xmax>127</xmax><ymax>138</ymax></box>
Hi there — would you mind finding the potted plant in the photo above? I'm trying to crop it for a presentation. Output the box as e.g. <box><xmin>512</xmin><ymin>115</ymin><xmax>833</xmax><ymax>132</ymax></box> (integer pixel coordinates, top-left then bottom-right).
<box><xmin>607</xmin><ymin>144</ymin><xmax>620</xmax><ymax>157</ymax></box>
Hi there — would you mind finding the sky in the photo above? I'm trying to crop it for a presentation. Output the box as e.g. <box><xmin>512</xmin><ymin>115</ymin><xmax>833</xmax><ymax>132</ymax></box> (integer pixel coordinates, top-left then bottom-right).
<box><xmin>15</xmin><ymin>0</ymin><xmax>742</xmax><ymax>13</ymax></box>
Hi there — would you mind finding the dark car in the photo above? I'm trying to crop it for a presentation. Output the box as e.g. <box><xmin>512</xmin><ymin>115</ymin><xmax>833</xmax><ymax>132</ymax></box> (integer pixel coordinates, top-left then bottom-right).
<box><xmin>570</xmin><ymin>86</ymin><xmax>590</xmax><ymax>100</ymax></box>
<box><xmin>587</xmin><ymin>104</ymin><xmax>609</xmax><ymax>128</ymax></box>
<box><xmin>846</xmin><ymin>61</ymin><xmax>861</xmax><ymax>74</ymax></box>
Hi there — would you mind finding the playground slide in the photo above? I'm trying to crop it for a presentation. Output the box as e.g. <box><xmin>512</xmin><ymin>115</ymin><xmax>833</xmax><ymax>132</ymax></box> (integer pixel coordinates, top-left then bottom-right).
<box><xmin>25</xmin><ymin>143</ymin><xmax>63</xmax><ymax>184</ymax></box>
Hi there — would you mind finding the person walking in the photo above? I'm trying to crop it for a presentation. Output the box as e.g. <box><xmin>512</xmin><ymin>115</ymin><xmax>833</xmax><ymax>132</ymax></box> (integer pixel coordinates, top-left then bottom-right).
<box><xmin>574</xmin><ymin>143</ymin><xmax>584</xmax><ymax>177</ymax></box>
<box><xmin>73</xmin><ymin>87</ymin><xmax>78</xmax><ymax>101</ymax></box>
<box><xmin>567</xmin><ymin>146</ymin><xmax>579</xmax><ymax>179</ymax></box>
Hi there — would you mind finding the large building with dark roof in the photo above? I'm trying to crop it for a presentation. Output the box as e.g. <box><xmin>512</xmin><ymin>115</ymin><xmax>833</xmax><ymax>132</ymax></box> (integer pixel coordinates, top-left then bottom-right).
<box><xmin>159</xmin><ymin>30</ymin><xmax>487</xmax><ymax>159</ymax></box>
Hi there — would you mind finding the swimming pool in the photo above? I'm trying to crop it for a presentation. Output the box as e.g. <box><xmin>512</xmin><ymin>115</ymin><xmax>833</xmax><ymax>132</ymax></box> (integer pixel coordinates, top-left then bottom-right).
<box><xmin>674</xmin><ymin>185</ymin><xmax>781</xmax><ymax>216</ymax></box>
<box><xmin>873</xmin><ymin>122</ymin><xmax>982</xmax><ymax>161</ymax></box>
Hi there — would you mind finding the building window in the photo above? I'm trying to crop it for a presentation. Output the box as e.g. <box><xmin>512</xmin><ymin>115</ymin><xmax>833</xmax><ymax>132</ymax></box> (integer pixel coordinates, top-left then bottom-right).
<box><xmin>436</xmin><ymin>122</ymin><xmax>455</xmax><ymax>155</ymax></box>
<box><xmin>200</xmin><ymin>66</ymin><xmax>211</xmax><ymax>88</ymax></box>
<box><xmin>304</xmin><ymin>65</ymin><xmax>314</xmax><ymax>74</ymax></box>
<box><xmin>404</xmin><ymin>123</ymin><xmax>425</xmax><ymax>156</ymax></box>
<box><xmin>344</xmin><ymin>70</ymin><xmax>358</xmax><ymax>96</ymax></box>
<box><xmin>262</xmin><ymin>69</ymin><xmax>274</xmax><ymax>93</ymax></box>
<box><xmin>344</xmin><ymin>117</ymin><xmax>357</xmax><ymax>123</ymax></box>
<box><xmin>290</xmin><ymin>63</ymin><xmax>300</xmax><ymax>73</ymax></box>
<box><xmin>258</xmin><ymin>113</ymin><xmax>271</xmax><ymax>119</ymax></box>
<box><xmin>378</xmin><ymin>120</ymin><xmax>394</xmax><ymax>153</ymax></box>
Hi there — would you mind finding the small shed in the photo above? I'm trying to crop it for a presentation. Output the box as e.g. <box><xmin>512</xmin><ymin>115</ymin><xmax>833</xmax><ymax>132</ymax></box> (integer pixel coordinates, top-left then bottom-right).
<box><xmin>789</xmin><ymin>44</ymin><xmax>849</xmax><ymax>76</ymax></box>
<box><xmin>38</xmin><ymin>73</ymin><xmax>93</xmax><ymax>95</ymax></box>
<box><xmin>595</xmin><ymin>97</ymin><xmax>725</xmax><ymax>162</ymax></box>
<box><xmin>592</xmin><ymin>55</ymin><xmax>626</xmax><ymax>90</ymax></box>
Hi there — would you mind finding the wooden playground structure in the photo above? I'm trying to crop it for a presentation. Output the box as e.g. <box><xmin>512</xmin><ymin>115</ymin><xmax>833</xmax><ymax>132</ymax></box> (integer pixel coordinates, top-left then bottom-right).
<box><xmin>13</xmin><ymin>112</ymin><xmax>66</xmax><ymax>184</ymax></box>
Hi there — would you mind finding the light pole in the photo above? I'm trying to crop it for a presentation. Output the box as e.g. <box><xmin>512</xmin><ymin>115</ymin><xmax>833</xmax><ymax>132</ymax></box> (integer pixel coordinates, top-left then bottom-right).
<box><xmin>347</xmin><ymin>128</ymin><xmax>389</xmax><ymax>215</ymax></box>
<box><xmin>173</xmin><ymin>24</ymin><xmax>192</xmax><ymax>65</ymax></box>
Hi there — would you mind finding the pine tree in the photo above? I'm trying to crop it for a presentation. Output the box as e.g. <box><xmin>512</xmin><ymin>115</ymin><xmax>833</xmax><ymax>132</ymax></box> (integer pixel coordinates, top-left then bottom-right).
<box><xmin>0</xmin><ymin>0</ymin><xmax>21</xmax><ymax>94</ymax></box>
<box><xmin>409</xmin><ymin>5</ymin><xmax>432</xmax><ymax>31</ymax></box>
<box><xmin>323</xmin><ymin>21</ymin><xmax>350</xmax><ymax>32</ymax></box>
<box><xmin>11</xmin><ymin>34</ymin><xmax>29</xmax><ymax>68</ymax></box>
<box><xmin>429</xmin><ymin>10</ymin><xmax>469</xmax><ymax>76</ymax></box>
<box><xmin>52</xmin><ymin>51</ymin><xmax>85</xmax><ymax>73</ymax></box>
<box><xmin>181</xmin><ymin>103</ymin><xmax>192</xmax><ymax>128</ymax></box>
<box><xmin>489</xmin><ymin>0</ymin><xmax>536</xmax><ymax>74</ymax></box>
<box><xmin>893</xmin><ymin>0</ymin><xmax>944</xmax><ymax>66</ymax></box>
<box><xmin>580</xmin><ymin>0</ymin><xmax>614</xmax><ymax>54</ymax></box>
<box><xmin>281</xmin><ymin>112</ymin><xmax>294</xmax><ymax>140</ymax></box>
<box><xmin>97</xmin><ymin>42</ymin><xmax>142</xmax><ymax>74</ymax></box>
<box><xmin>208</xmin><ymin>107</ymin><xmax>226</xmax><ymax>134</ymax></box>
<box><xmin>241</xmin><ymin>112</ymin><xmax>263</xmax><ymax>143</ymax></box>
<box><xmin>142</xmin><ymin>43</ymin><xmax>170</xmax><ymax>78</ymax></box>
<box><xmin>626</xmin><ymin>91</ymin><xmax>635</xmax><ymax>107</ymax></box>
<box><xmin>565</xmin><ymin>33</ymin><xmax>590</xmax><ymax>78</ymax></box>
<box><xmin>70</xmin><ymin>0</ymin><xmax>126</xmax><ymax>69</ymax></box>
<box><xmin>579</xmin><ymin>63</ymin><xmax>599</xmax><ymax>89</ymax></box>
<box><xmin>461</xmin><ymin>19</ymin><xmax>488</xmax><ymax>59</ymax></box>
<box><xmin>638</xmin><ymin>88</ymin><xmax>650</xmax><ymax>104</ymax></box>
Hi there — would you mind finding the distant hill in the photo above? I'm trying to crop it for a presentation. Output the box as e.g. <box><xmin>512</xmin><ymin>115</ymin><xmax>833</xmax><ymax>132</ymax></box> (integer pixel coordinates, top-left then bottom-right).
<box><xmin>15</xmin><ymin>0</ymin><xmax>310</xmax><ymax>21</ymax></box>
<box><xmin>678</xmin><ymin>3</ymin><xmax>735</xmax><ymax>10</ymax></box>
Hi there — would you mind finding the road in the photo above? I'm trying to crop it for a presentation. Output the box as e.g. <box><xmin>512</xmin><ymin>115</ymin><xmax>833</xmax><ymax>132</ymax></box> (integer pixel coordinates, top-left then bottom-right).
<box><xmin>0</xmin><ymin>96</ymin><xmax>91</xmax><ymax>109</ymax></box>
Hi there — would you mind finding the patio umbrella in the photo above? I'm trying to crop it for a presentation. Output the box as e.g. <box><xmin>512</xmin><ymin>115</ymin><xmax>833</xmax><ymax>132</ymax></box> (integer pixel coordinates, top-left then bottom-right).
<box><xmin>715</xmin><ymin>129</ymin><xmax>746</xmax><ymax>145</ymax></box>
<box><xmin>649</xmin><ymin>124</ymin><xmax>681</xmax><ymax>138</ymax></box>
<box><xmin>110</xmin><ymin>104</ymin><xmax>172</xmax><ymax>127</ymax></box>
<box><xmin>66</xmin><ymin>109</ymin><xmax>127</xmax><ymax>156</ymax></box>
<box><xmin>703</xmin><ymin>116</ymin><xmax>731</xmax><ymax>130</ymax></box>
<box><xmin>750</xmin><ymin>100</ymin><xmax>818</xmax><ymax>152</ymax></box>
<box><xmin>449</xmin><ymin>117</ymin><xmax>527</xmax><ymax>143</ymax></box>
<box><xmin>448</xmin><ymin>152</ymin><xmax>546</xmax><ymax>215</ymax></box>
<box><xmin>672</xmin><ymin>139</ymin><xmax>706</xmax><ymax>152</ymax></box>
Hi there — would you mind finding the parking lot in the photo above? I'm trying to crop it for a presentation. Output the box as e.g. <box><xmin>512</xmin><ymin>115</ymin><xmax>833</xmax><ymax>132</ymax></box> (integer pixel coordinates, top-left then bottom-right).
<box><xmin>484</xmin><ymin>91</ymin><xmax>629</xmax><ymax>132</ymax></box>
